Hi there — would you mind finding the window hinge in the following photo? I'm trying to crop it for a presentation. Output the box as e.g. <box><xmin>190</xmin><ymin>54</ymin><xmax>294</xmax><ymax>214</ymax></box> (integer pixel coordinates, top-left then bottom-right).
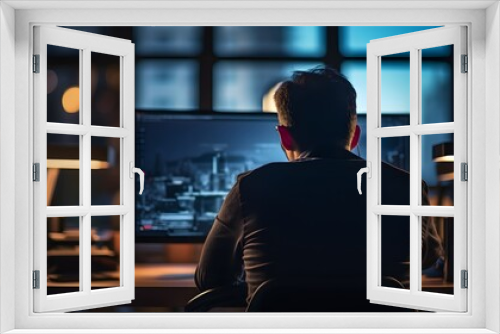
<box><xmin>461</xmin><ymin>54</ymin><xmax>468</xmax><ymax>73</ymax></box>
<box><xmin>33</xmin><ymin>270</ymin><xmax>40</xmax><ymax>289</ymax></box>
<box><xmin>461</xmin><ymin>162</ymin><xmax>468</xmax><ymax>181</ymax></box>
<box><xmin>33</xmin><ymin>163</ymin><xmax>40</xmax><ymax>182</ymax></box>
<box><xmin>33</xmin><ymin>54</ymin><xmax>40</xmax><ymax>73</ymax></box>
<box><xmin>461</xmin><ymin>270</ymin><xmax>468</xmax><ymax>289</ymax></box>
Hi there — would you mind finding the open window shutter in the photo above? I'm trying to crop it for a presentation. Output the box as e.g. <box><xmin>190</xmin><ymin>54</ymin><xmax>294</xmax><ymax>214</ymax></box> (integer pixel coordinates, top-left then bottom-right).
<box><xmin>365</xmin><ymin>26</ymin><xmax>467</xmax><ymax>312</ymax></box>
<box><xmin>33</xmin><ymin>26</ymin><xmax>137</xmax><ymax>312</ymax></box>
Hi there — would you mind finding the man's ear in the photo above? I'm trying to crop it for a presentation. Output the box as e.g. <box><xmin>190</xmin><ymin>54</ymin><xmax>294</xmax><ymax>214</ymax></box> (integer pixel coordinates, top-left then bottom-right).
<box><xmin>350</xmin><ymin>124</ymin><xmax>361</xmax><ymax>150</ymax></box>
<box><xmin>277</xmin><ymin>125</ymin><xmax>296</xmax><ymax>151</ymax></box>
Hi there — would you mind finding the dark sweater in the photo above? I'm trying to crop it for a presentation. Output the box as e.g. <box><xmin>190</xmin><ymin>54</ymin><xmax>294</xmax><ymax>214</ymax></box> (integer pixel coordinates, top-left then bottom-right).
<box><xmin>195</xmin><ymin>148</ymin><xmax>443</xmax><ymax>307</ymax></box>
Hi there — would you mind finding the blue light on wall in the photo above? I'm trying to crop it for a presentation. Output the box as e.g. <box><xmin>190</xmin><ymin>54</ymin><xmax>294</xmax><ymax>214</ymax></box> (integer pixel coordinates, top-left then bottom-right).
<box><xmin>136</xmin><ymin>60</ymin><xmax>199</xmax><ymax>110</ymax></box>
<box><xmin>214</xmin><ymin>62</ymin><xmax>322</xmax><ymax>112</ymax></box>
<box><xmin>214</xmin><ymin>27</ymin><xmax>326</xmax><ymax>57</ymax></box>
<box><xmin>338</xmin><ymin>26</ymin><xmax>442</xmax><ymax>56</ymax></box>
<box><xmin>342</xmin><ymin>61</ymin><xmax>412</xmax><ymax>114</ymax></box>
<box><xmin>342</xmin><ymin>59</ymin><xmax>451</xmax><ymax>118</ymax></box>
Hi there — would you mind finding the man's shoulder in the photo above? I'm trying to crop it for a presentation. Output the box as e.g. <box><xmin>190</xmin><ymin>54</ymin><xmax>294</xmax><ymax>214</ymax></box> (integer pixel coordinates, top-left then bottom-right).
<box><xmin>235</xmin><ymin>158</ymin><xmax>367</xmax><ymax>190</ymax></box>
<box><xmin>236</xmin><ymin>162</ymin><xmax>289</xmax><ymax>184</ymax></box>
<box><xmin>381</xmin><ymin>161</ymin><xmax>410</xmax><ymax>178</ymax></box>
<box><xmin>232</xmin><ymin>163</ymin><xmax>289</xmax><ymax>202</ymax></box>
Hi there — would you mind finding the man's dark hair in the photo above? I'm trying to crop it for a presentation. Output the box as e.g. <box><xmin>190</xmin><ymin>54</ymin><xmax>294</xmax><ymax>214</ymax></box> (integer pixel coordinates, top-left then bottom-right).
<box><xmin>274</xmin><ymin>67</ymin><xmax>357</xmax><ymax>151</ymax></box>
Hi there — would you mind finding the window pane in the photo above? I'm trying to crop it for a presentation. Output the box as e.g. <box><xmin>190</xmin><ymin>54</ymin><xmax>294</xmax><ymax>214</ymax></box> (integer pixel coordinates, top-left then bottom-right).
<box><xmin>47</xmin><ymin>134</ymin><xmax>80</xmax><ymax>206</ymax></box>
<box><xmin>134</xmin><ymin>27</ymin><xmax>202</xmax><ymax>56</ymax></box>
<box><xmin>91</xmin><ymin>137</ymin><xmax>121</xmax><ymax>206</ymax></box>
<box><xmin>354</xmin><ymin>115</ymin><xmax>410</xmax><ymax>160</ymax></box>
<box><xmin>47</xmin><ymin>217</ymin><xmax>80</xmax><ymax>295</ymax></box>
<box><xmin>215</xmin><ymin>27</ymin><xmax>326</xmax><ymax>57</ymax></box>
<box><xmin>421</xmin><ymin>216</ymin><xmax>453</xmax><ymax>295</ymax></box>
<box><xmin>214</xmin><ymin>61</ymin><xmax>321</xmax><ymax>112</ymax></box>
<box><xmin>381</xmin><ymin>215</ymin><xmax>410</xmax><ymax>289</ymax></box>
<box><xmin>91</xmin><ymin>52</ymin><xmax>121</xmax><ymax>127</ymax></box>
<box><xmin>338</xmin><ymin>26</ymin><xmax>440</xmax><ymax>57</ymax></box>
<box><xmin>342</xmin><ymin>60</ymin><xmax>410</xmax><ymax>120</ymax></box>
<box><xmin>47</xmin><ymin>45</ymin><xmax>80</xmax><ymax>124</ymax></box>
<box><xmin>421</xmin><ymin>133</ymin><xmax>454</xmax><ymax>206</ymax></box>
<box><xmin>91</xmin><ymin>216</ymin><xmax>120</xmax><ymax>290</ymax></box>
<box><xmin>381</xmin><ymin>53</ymin><xmax>410</xmax><ymax>126</ymax></box>
<box><xmin>421</xmin><ymin>46</ymin><xmax>454</xmax><ymax>124</ymax></box>
<box><xmin>381</xmin><ymin>136</ymin><xmax>410</xmax><ymax>205</ymax></box>
<box><xmin>136</xmin><ymin>60</ymin><xmax>198</xmax><ymax>110</ymax></box>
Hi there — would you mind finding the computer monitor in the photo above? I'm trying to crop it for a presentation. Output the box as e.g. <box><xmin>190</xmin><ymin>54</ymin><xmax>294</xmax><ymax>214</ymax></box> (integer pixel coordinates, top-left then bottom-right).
<box><xmin>135</xmin><ymin>112</ymin><xmax>409</xmax><ymax>242</ymax></box>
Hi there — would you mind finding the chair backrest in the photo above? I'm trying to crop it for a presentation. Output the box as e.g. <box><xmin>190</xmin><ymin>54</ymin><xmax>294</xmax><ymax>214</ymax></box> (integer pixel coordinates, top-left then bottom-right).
<box><xmin>246</xmin><ymin>277</ymin><xmax>407</xmax><ymax>312</ymax></box>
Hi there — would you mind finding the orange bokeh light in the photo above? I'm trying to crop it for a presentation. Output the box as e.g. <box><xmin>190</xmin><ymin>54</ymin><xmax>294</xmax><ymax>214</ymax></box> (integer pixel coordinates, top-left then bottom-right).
<box><xmin>62</xmin><ymin>86</ymin><xmax>80</xmax><ymax>113</ymax></box>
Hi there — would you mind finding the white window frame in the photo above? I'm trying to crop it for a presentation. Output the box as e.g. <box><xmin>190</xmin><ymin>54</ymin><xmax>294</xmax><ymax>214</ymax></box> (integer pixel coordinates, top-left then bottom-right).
<box><xmin>365</xmin><ymin>26</ymin><xmax>467</xmax><ymax>312</ymax></box>
<box><xmin>33</xmin><ymin>26</ymin><xmax>136</xmax><ymax>313</ymax></box>
<box><xmin>0</xmin><ymin>1</ymin><xmax>498</xmax><ymax>333</ymax></box>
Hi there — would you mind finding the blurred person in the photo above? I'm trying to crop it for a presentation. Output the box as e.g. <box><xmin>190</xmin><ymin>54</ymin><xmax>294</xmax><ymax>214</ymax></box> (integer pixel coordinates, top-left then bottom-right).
<box><xmin>195</xmin><ymin>67</ymin><xmax>443</xmax><ymax>311</ymax></box>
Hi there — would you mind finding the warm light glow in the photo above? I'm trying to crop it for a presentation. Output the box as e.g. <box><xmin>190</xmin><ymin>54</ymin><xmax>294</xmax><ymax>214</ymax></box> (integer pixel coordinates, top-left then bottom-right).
<box><xmin>62</xmin><ymin>87</ymin><xmax>80</xmax><ymax>113</ymax></box>
<box><xmin>47</xmin><ymin>159</ymin><xmax>109</xmax><ymax>169</ymax></box>
<box><xmin>437</xmin><ymin>172</ymin><xmax>454</xmax><ymax>182</ymax></box>
<box><xmin>106</xmin><ymin>66</ymin><xmax>120</xmax><ymax>90</ymax></box>
<box><xmin>262</xmin><ymin>82</ymin><xmax>282</xmax><ymax>113</ymax></box>
<box><xmin>434</xmin><ymin>155</ymin><xmax>454</xmax><ymax>163</ymax></box>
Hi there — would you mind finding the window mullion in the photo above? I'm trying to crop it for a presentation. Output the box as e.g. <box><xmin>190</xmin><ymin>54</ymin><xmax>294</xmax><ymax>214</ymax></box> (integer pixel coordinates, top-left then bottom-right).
<box><xmin>46</xmin><ymin>206</ymin><xmax>90</xmax><ymax>217</ymax></box>
<box><xmin>372</xmin><ymin>205</ymin><xmax>411</xmax><ymax>215</ymax></box>
<box><xmin>372</xmin><ymin>125</ymin><xmax>412</xmax><ymax>138</ymax></box>
<box><xmin>47</xmin><ymin>122</ymin><xmax>87</xmax><ymax>135</ymax></box>
<box><xmin>82</xmin><ymin>47</ymin><xmax>92</xmax><ymax>294</ymax></box>
<box><xmin>78</xmin><ymin>47</ymin><xmax>85</xmax><ymax>293</ymax></box>
<box><xmin>90</xmin><ymin>205</ymin><xmax>129</xmax><ymax>216</ymax></box>
<box><xmin>372</xmin><ymin>205</ymin><xmax>454</xmax><ymax>217</ymax></box>
<box><xmin>409</xmin><ymin>48</ymin><xmax>420</xmax><ymax>295</ymax></box>
<box><xmin>373</xmin><ymin>124</ymin><xmax>455</xmax><ymax>139</ymax></box>
<box><xmin>413</xmin><ymin>123</ymin><xmax>454</xmax><ymax>135</ymax></box>
<box><xmin>89</xmin><ymin>126</ymin><xmax>129</xmax><ymax>138</ymax></box>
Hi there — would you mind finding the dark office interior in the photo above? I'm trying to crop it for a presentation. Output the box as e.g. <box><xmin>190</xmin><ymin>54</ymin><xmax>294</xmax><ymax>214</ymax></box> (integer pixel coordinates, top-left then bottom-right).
<box><xmin>45</xmin><ymin>26</ymin><xmax>455</xmax><ymax>312</ymax></box>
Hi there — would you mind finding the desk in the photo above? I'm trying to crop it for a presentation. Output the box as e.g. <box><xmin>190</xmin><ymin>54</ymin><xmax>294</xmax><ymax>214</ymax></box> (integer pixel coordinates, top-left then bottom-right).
<box><xmin>401</xmin><ymin>276</ymin><xmax>454</xmax><ymax>294</ymax></box>
<box><xmin>135</xmin><ymin>263</ymin><xmax>196</xmax><ymax>287</ymax></box>
<box><xmin>49</xmin><ymin>265</ymin><xmax>454</xmax><ymax>311</ymax></box>
<box><xmin>49</xmin><ymin>264</ymin><xmax>453</xmax><ymax>292</ymax></box>
<box><xmin>47</xmin><ymin>263</ymin><xmax>197</xmax><ymax>288</ymax></box>
<box><xmin>48</xmin><ymin>263</ymin><xmax>198</xmax><ymax>312</ymax></box>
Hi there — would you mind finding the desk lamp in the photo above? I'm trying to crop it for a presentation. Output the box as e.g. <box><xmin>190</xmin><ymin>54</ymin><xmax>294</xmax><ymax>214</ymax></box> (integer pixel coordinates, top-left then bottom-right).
<box><xmin>432</xmin><ymin>142</ymin><xmax>454</xmax><ymax>182</ymax></box>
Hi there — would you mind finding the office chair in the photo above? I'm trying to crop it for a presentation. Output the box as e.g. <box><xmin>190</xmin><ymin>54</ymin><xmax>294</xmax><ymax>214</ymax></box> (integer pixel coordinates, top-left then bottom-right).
<box><xmin>184</xmin><ymin>284</ymin><xmax>247</xmax><ymax>312</ymax></box>
<box><xmin>185</xmin><ymin>277</ymin><xmax>407</xmax><ymax>312</ymax></box>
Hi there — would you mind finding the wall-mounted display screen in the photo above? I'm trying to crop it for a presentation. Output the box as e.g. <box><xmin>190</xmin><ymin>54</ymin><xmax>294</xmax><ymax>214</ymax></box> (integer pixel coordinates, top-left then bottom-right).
<box><xmin>135</xmin><ymin>113</ymin><xmax>410</xmax><ymax>242</ymax></box>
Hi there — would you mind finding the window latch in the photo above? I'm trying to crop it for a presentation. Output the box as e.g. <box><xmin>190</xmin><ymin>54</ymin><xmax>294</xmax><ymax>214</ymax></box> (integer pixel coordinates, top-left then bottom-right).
<box><xmin>129</xmin><ymin>162</ymin><xmax>144</xmax><ymax>195</ymax></box>
<box><xmin>357</xmin><ymin>162</ymin><xmax>371</xmax><ymax>195</ymax></box>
